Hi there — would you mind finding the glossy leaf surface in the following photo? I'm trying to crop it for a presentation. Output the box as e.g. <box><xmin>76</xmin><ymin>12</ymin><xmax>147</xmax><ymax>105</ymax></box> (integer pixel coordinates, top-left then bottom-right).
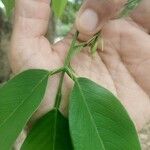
<box><xmin>0</xmin><ymin>69</ymin><xmax>49</xmax><ymax>150</ymax></box>
<box><xmin>69</xmin><ymin>77</ymin><xmax>141</xmax><ymax>150</ymax></box>
<box><xmin>21</xmin><ymin>109</ymin><xmax>72</xmax><ymax>150</ymax></box>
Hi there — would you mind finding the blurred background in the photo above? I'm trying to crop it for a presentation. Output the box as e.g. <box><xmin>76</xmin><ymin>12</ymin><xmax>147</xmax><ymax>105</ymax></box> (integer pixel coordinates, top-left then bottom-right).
<box><xmin>0</xmin><ymin>0</ymin><xmax>149</xmax><ymax>149</ymax></box>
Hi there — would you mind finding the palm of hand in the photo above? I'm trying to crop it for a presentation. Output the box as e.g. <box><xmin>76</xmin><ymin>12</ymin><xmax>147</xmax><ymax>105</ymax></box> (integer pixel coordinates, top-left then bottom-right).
<box><xmin>10</xmin><ymin>1</ymin><xmax>150</xmax><ymax>130</ymax></box>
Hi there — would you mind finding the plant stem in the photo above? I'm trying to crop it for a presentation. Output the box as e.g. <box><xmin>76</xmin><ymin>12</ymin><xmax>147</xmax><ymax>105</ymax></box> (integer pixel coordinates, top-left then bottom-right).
<box><xmin>49</xmin><ymin>67</ymin><xmax>65</xmax><ymax>76</ymax></box>
<box><xmin>65</xmin><ymin>67</ymin><xmax>77</xmax><ymax>82</ymax></box>
<box><xmin>73</xmin><ymin>32</ymin><xmax>100</xmax><ymax>51</ymax></box>
<box><xmin>54</xmin><ymin>73</ymin><xmax>65</xmax><ymax>108</ymax></box>
<box><xmin>64</xmin><ymin>31</ymin><xmax>79</xmax><ymax>66</ymax></box>
<box><xmin>54</xmin><ymin>31</ymin><xmax>79</xmax><ymax>109</ymax></box>
<box><xmin>53</xmin><ymin>31</ymin><xmax>102</xmax><ymax>109</ymax></box>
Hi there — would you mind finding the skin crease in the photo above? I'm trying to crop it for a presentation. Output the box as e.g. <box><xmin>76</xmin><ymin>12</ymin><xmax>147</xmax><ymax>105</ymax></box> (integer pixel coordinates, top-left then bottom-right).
<box><xmin>10</xmin><ymin>0</ymin><xmax>150</xmax><ymax>131</ymax></box>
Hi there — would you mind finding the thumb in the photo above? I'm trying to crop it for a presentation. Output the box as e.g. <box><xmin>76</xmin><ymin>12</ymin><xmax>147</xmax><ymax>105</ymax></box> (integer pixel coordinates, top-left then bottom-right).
<box><xmin>76</xmin><ymin>0</ymin><xmax>127</xmax><ymax>36</ymax></box>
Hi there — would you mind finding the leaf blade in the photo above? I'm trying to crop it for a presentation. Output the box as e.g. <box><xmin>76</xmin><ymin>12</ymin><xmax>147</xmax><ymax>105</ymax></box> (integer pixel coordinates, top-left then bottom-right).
<box><xmin>1</xmin><ymin>0</ymin><xmax>14</xmax><ymax>16</ymax></box>
<box><xmin>0</xmin><ymin>69</ymin><xmax>49</xmax><ymax>150</ymax></box>
<box><xmin>21</xmin><ymin>109</ymin><xmax>72</xmax><ymax>150</ymax></box>
<box><xmin>52</xmin><ymin>0</ymin><xmax>68</xmax><ymax>18</ymax></box>
<box><xmin>69</xmin><ymin>77</ymin><xmax>141</xmax><ymax>150</ymax></box>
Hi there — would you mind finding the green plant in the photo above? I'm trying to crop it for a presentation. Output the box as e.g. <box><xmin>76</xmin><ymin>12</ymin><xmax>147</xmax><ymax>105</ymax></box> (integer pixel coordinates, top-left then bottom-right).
<box><xmin>0</xmin><ymin>0</ymin><xmax>142</xmax><ymax>150</ymax></box>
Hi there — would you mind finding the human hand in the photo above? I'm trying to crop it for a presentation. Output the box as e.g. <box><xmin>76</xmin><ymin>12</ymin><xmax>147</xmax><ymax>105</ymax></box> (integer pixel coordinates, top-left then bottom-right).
<box><xmin>10</xmin><ymin>0</ymin><xmax>150</xmax><ymax>131</ymax></box>
<box><xmin>76</xmin><ymin>0</ymin><xmax>150</xmax><ymax>39</ymax></box>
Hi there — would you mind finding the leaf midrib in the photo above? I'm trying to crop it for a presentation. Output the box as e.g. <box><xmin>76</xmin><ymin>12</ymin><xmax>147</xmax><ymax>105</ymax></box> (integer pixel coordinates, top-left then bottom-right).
<box><xmin>52</xmin><ymin>109</ymin><xmax>58</xmax><ymax>150</ymax></box>
<box><xmin>75</xmin><ymin>79</ymin><xmax>106</xmax><ymax>150</ymax></box>
<box><xmin>0</xmin><ymin>72</ymin><xmax>49</xmax><ymax>129</ymax></box>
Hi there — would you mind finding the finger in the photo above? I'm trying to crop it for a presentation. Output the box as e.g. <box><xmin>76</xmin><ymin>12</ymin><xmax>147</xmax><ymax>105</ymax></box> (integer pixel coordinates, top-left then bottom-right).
<box><xmin>76</xmin><ymin>0</ymin><xmax>127</xmax><ymax>37</ymax></box>
<box><xmin>100</xmin><ymin>19</ymin><xmax>150</xmax><ymax>96</ymax></box>
<box><xmin>130</xmin><ymin>0</ymin><xmax>150</xmax><ymax>33</ymax></box>
<box><xmin>10</xmin><ymin>0</ymin><xmax>52</xmax><ymax>73</ymax></box>
<box><xmin>13</xmin><ymin>0</ymin><xmax>51</xmax><ymax>38</ymax></box>
<box><xmin>99</xmin><ymin>19</ymin><xmax>150</xmax><ymax>130</ymax></box>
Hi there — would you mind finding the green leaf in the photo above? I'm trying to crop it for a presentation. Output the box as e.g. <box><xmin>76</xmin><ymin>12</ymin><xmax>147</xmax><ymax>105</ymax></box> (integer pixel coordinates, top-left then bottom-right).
<box><xmin>120</xmin><ymin>0</ymin><xmax>141</xmax><ymax>17</ymax></box>
<box><xmin>1</xmin><ymin>0</ymin><xmax>14</xmax><ymax>16</ymax></box>
<box><xmin>0</xmin><ymin>69</ymin><xmax>49</xmax><ymax>150</ymax></box>
<box><xmin>69</xmin><ymin>78</ymin><xmax>141</xmax><ymax>150</ymax></box>
<box><xmin>21</xmin><ymin>109</ymin><xmax>73</xmax><ymax>150</ymax></box>
<box><xmin>52</xmin><ymin>0</ymin><xmax>68</xmax><ymax>18</ymax></box>
<box><xmin>91</xmin><ymin>40</ymin><xmax>98</xmax><ymax>54</ymax></box>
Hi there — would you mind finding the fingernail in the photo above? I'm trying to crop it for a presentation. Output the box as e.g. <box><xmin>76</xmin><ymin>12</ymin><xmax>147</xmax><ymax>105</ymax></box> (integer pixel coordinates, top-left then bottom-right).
<box><xmin>78</xmin><ymin>9</ymin><xmax>99</xmax><ymax>32</ymax></box>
